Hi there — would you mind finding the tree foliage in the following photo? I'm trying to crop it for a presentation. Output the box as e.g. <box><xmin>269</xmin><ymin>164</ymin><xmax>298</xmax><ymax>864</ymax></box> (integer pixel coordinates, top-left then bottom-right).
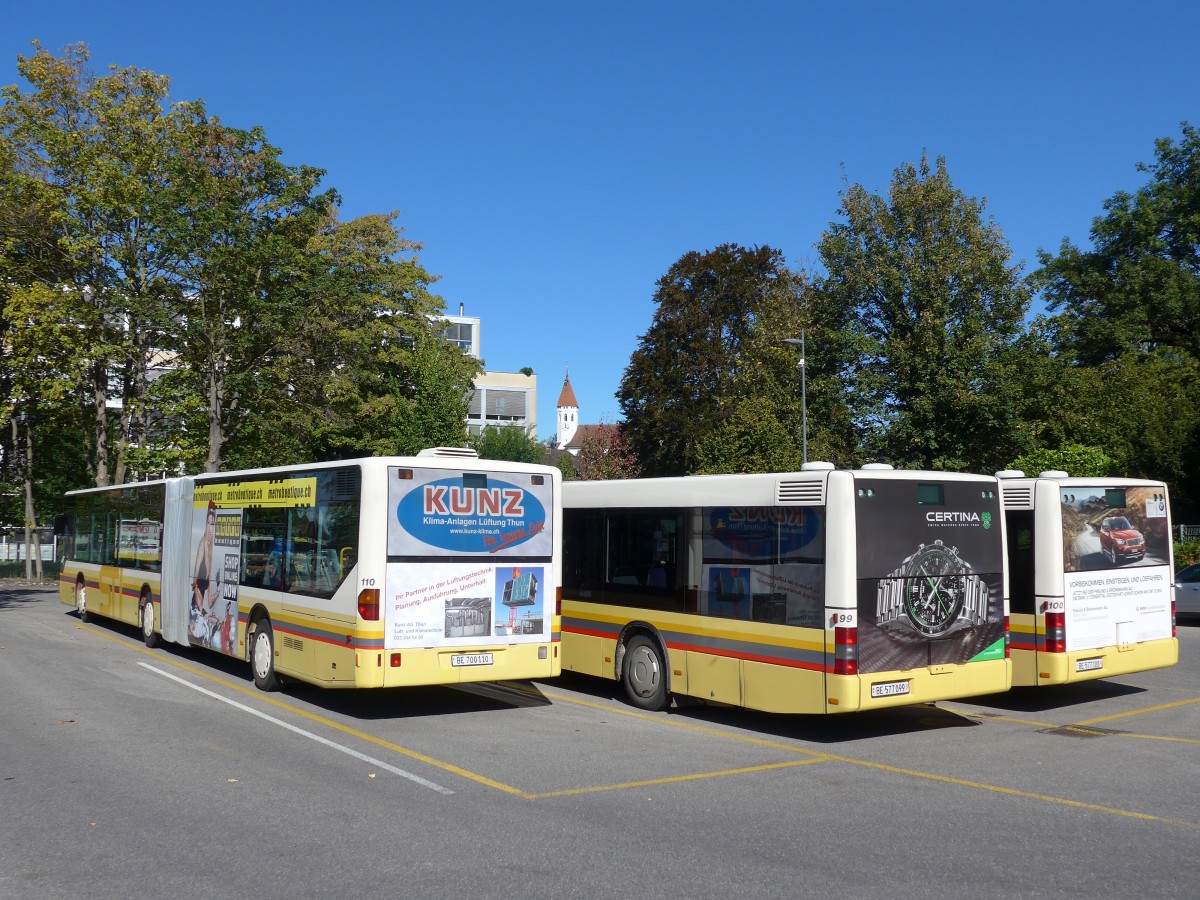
<box><xmin>0</xmin><ymin>43</ymin><xmax>475</xmax><ymax>509</ymax></box>
<box><xmin>573</xmin><ymin>422</ymin><xmax>640</xmax><ymax>481</ymax></box>
<box><xmin>469</xmin><ymin>426</ymin><xmax>545</xmax><ymax>463</ymax></box>
<box><xmin>1034</xmin><ymin>123</ymin><xmax>1200</xmax><ymax>509</ymax></box>
<box><xmin>816</xmin><ymin>155</ymin><xmax>1033</xmax><ymax>472</ymax></box>
<box><xmin>1006</xmin><ymin>444</ymin><xmax>1121</xmax><ymax>479</ymax></box>
<box><xmin>617</xmin><ymin>244</ymin><xmax>813</xmax><ymax>476</ymax></box>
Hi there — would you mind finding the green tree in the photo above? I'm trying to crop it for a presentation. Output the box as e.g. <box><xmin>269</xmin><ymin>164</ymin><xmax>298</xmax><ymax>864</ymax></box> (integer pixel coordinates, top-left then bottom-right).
<box><xmin>0</xmin><ymin>42</ymin><xmax>187</xmax><ymax>485</ymax></box>
<box><xmin>469</xmin><ymin>426</ymin><xmax>545</xmax><ymax>463</ymax></box>
<box><xmin>1006</xmin><ymin>444</ymin><xmax>1121</xmax><ymax>479</ymax></box>
<box><xmin>280</xmin><ymin>211</ymin><xmax>477</xmax><ymax>463</ymax></box>
<box><xmin>816</xmin><ymin>155</ymin><xmax>1032</xmax><ymax>472</ymax></box>
<box><xmin>1036</xmin><ymin>122</ymin><xmax>1200</xmax><ymax>365</ymax></box>
<box><xmin>692</xmin><ymin>396</ymin><xmax>805</xmax><ymax>474</ymax></box>
<box><xmin>157</xmin><ymin>106</ymin><xmax>336</xmax><ymax>472</ymax></box>
<box><xmin>1033</xmin><ymin>123</ymin><xmax>1200</xmax><ymax>508</ymax></box>
<box><xmin>618</xmin><ymin>244</ymin><xmax>824</xmax><ymax>476</ymax></box>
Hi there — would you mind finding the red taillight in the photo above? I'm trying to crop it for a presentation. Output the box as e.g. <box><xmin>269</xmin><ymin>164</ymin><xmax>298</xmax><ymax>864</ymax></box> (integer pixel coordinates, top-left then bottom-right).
<box><xmin>390</xmin><ymin>653</ymin><xmax>402</xmax><ymax>667</ymax></box>
<box><xmin>555</xmin><ymin>586</ymin><xmax>562</xmax><ymax>617</ymax></box>
<box><xmin>358</xmin><ymin>588</ymin><xmax>380</xmax><ymax>621</ymax></box>
<box><xmin>1172</xmin><ymin>599</ymin><xmax>1177</xmax><ymax>637</ymax></box>
<box><xmin>833</xmin><ymin>626</ymin><xmax>858</xmax><ymax>676</ymax></box>
<box><xmin>1004</xmin><ymin>615</ymin><xmax>1011</xmax><ymax>658</ymax></box>
<box><xmin>1045</xmin><ymin>611</ymin><xmax>1065</xmax><ymax>653</ymax></box>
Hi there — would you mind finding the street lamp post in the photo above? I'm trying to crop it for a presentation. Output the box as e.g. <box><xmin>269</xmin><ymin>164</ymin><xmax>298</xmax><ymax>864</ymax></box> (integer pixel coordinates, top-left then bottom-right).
<box><xmin>782</xmin><ymin>335</ymin><xmax>807</xmax><ymax>466</ymax></box>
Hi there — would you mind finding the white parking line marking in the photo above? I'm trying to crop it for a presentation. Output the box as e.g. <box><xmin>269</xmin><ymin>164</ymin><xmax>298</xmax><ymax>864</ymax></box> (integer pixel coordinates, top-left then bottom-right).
<box><xmin>139</xmin><ymin>663</ymin><xmax>454</xmax><ymax>795</ymax></box>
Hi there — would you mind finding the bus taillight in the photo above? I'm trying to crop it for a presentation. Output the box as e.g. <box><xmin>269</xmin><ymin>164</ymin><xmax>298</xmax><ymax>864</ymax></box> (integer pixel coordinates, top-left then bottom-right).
<box><xmin>1045</xmin><ymin>611</ymin><xmax>1066</xmax><ymax>653</ymax></box>
<box><xmin>358</xmin><ymin>588</ymin><xmax>380</xmax><ymax>621</ymax></box>
<box><xmin>1004</xmin><ymin>615</ymin><xmax>1011</xmax><ymax>658</ymax></box>
<box><xmin>555</xmin><ymin>586</ymin><xmax>562</xmax><ymax>617</ymax></box>
<box><xmin>833</xmin><ymin>626</ymin><xmax>858</xmax><ymax>676</ymax></box>
<box><xmin>1171</xmin><ymin>599</ymin><xmax>1177</xmax><ymax>636</ymax></box>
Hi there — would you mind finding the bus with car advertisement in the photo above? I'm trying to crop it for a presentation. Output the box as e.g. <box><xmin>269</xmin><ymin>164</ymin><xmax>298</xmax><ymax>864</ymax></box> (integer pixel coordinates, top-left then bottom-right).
<box><xmin>997</xmin><ymin>470</ymin><xmax>1177</xmax><ymax>686</ymax></box>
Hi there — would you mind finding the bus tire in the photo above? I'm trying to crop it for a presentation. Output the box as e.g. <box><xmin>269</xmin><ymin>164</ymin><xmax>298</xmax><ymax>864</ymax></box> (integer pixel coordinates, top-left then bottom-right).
<box><xmin>75</xmin><ymin>579</ymin><xmax>90</xmax><ymax>623</ymax></box>
<box><xmin>141</xmin><ymin>594</ymin><xmax>161</xmax><ymax>648</ymax></box>
<box><xmin>622</xmin><ymin>634</ymin><xmax>668</xmax><ymax>711</ymax></box>
<box><xmin>250</xmin><ymin>618</ymin><xmax>282</xmax><ymax>692</ymax></box>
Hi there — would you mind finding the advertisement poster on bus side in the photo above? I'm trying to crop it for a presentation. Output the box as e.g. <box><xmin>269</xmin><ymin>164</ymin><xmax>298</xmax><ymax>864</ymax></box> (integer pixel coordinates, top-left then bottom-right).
<box><xmin>387</xmin><ymin>468</ymin><xmax>554</xmax><ymax>559</ymax></box>
<box><xmin>188</xmin><ymin>501</ymin><xmax>241</xmax><ymax>655</ymax></box>
<box><xmin>1059</xmin><ymin>485</ymin><xmax>1172</xmax><ymax>650</ymax></box>
<box><xmin>384</xmin><ymin>563</ymin><xmax>548</xmax><ymax>649</ymax></box>
<box><xmin>700</xmin><ymin>564</ymin><xmax>825</xmax><ymax>627</ymax></box>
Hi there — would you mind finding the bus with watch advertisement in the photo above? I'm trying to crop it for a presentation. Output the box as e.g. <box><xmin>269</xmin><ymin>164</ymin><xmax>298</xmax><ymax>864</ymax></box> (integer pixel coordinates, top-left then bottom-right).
<box><xmin>997</xmin><ymin>470</ymin><xmax>1177</xmax><ymax>686</ymax></box>
<box><xmin>560</xmin><ymin>464</ymin><xmax>1011</xmax><ymax>714</ymax></box>
<box><xmin>57</xmin><ymin>449</ymin><xmax>561</xmax><ymax>691</ymax></box>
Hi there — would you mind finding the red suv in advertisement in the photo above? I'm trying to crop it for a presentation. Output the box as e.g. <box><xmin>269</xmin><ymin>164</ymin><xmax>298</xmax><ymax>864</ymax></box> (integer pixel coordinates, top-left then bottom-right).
<box><xmin>1099</xmin><ymin>516</ymin><xmax>1146</xmax><ymax>564</ymax></box>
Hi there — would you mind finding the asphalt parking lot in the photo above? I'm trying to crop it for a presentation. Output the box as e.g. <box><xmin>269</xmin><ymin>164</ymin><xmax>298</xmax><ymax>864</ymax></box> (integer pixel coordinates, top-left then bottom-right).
<box><xmin>3</xmin><ymin>586</ymin><xmax>1198</xmax><ymax>899</ymax></box>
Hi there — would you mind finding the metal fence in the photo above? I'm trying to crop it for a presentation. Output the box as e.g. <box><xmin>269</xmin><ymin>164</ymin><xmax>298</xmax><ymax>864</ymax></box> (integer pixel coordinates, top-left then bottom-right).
<box><xmin>1181</xmin><ymin>525</ymin><xmax>1200</xmax><ymax>542</ymax></box>
<box><xmin>0</xmin><ymin>527</ymin><xmax>56</xmax><ymax>562</ymax></box>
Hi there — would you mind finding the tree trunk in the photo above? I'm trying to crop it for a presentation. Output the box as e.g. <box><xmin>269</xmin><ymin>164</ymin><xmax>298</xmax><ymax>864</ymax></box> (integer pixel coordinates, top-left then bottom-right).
<box><xmin>92</xmin><ymin>361</ymin><xmax>111</xmax><ymax>486</ymax></box>
<box><xmin>24</xmin><ymin>420</ymin><xmax>42</xmax><ymax>581</ymax></box>
<box><xmin>206</xmin><ymin>368</ymin><xmax>224</xmax><ymax>473</ymax></box>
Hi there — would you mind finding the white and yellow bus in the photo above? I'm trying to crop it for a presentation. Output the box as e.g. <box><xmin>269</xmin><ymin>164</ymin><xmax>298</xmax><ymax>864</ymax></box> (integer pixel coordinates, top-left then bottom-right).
<box><xmin>58</xmin><ymin>449</ymin><xmax>561</xmax><ymax>691</ymax></box>
<box><xmin>561</xmin><ymin>464</ymin><xmax>1010</xmax><ymax>714</ymax></box>
<box><xmin>997</xmin><ymin>471</ymin><xmax>1177</xmax><ymax>686</ymax></box>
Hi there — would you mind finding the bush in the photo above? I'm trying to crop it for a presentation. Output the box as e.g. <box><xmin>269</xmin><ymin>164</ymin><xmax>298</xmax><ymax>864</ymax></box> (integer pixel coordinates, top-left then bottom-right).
<box><xmin>1175</xmin><ymin>541</ymin><xmax>1200</xmax><ymax>568</ymax></box>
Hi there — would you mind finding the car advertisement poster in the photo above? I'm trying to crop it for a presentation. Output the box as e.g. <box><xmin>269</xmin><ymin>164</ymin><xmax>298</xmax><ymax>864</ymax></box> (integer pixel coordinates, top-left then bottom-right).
<box><xmin>700</xmin><ymin>563</ymin><xmax>825</xmax><ymax>627</ymax></box>
<box><xmin>854</xmin><ymin>479</ymin><xmax>1006</xmax><ymax>671</ymax></box>
<box><xmin>387</xmin><ymin>467</ymin><xmax>554</xmax><ymax>559</ymax></box>
<box><xmin>384</xmin><ymin>563</ymin><xmax>548</xmax><ymax>649</ymax></box>
<box><xmin>1060</xmin><ymin>485</ymin><xmax>1172</xmax><ymax>651</ymax></box>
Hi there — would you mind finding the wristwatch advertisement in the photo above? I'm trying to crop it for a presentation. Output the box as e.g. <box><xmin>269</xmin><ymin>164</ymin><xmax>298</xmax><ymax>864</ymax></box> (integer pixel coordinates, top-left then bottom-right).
<box><xmin>875</xmin><ymin>540</ymin><xmax>991</xmax><ymax>637</ymax></box>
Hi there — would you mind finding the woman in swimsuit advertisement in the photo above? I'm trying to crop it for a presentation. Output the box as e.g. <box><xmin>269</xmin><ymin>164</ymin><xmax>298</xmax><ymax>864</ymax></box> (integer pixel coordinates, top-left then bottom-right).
<box><xmin>192</xmin><ymin>500</ymin><xmax>218</xmax><ymax>616</ymax></box>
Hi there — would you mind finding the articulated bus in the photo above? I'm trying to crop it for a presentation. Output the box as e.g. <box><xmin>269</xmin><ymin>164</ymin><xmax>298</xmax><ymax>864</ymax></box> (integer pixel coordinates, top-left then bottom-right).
<box><xmin>997</xmin><ymin>470</ymin><xmax>1177</xmax><ymax>686</ymax></box>
<box><xmin>57</xmin><ymin>449</ymin><xmax>561</xmax><ymax>691</ymax></box>
<box><xmin>561</xmin><ymin>464</ymin><xmax>1011</xmax><ymax>714</ymax></box>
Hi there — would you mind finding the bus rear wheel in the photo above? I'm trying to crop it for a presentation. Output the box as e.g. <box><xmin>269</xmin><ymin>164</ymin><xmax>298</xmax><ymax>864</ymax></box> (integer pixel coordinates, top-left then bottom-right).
<box><xmin>623</xmin><ymin>634</ymin><xmax>668</xmax><ymax>711</ymax></box>
<box><xmin>250</xmin><ymin>618</ymin><xmax>282</xmax><ymax>692</ymax></box>
<box><xmin>141</xmin><ymin>595</ymin><xmax>161</xmax><ymax>648</ymax></box>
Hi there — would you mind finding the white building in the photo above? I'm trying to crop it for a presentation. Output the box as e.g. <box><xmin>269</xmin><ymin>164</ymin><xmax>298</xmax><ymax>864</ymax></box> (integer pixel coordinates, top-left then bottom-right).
<box><xmin>439</xmin><ymin>305</ymin><xmax>537</xmax><ymax>436</ymax></box>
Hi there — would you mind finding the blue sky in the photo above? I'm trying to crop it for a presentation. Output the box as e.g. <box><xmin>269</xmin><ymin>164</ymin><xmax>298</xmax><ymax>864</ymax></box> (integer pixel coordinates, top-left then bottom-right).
<box><xmin>6</xmin><ymin>2</ymin><xmax>1197</xmax><ymax>440</ymax></box>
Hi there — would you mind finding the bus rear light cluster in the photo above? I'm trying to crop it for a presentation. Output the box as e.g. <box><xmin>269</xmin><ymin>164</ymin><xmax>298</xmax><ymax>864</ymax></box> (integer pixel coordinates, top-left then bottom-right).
<box><xmin>555</xmin><ymin>586</ymin><xmax>562</xmax><ymax>617</ymax></box>
<box><xmin>1044</xmin><ymin>611</ymin><xmax>1066</xmax><ymax>653</ymax></box>
<box><xmin>358</xmin><ymin>588</ymin><xmax>380</xmax><ymax>621</ymax></box>
<box><xmin>833</xmin><ymin>626</ymin><xmax>858</xmax><ymax>676</ymax></box>
<box><xmin>1004</xmin><ymin>615</ymin><xmax>1011</xmax><ymax>658</ymax></box>
<box><xmin>1171</xmin><ymin>599</ymin><xmax>1177</xmax><ymax>636</ymax></box>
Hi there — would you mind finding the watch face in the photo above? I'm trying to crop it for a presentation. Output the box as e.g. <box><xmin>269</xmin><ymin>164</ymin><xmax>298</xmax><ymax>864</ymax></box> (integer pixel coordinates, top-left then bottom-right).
<box><xmin>903</xmin><ymin>544</ymin><xmax>967</xmax><ymax>636</ymax></box>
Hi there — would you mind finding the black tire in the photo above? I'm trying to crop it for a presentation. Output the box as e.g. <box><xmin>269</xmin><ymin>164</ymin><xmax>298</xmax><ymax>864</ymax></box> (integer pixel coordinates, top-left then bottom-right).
<box><xmin>250</xmin><ymin>618</ymin><xmax>282</xmax><ymax>692</ymax></box>
<box><xmin>622</xmin><ymin>634</ymin><xmax>668</xmax><ymax>711</ymax></box>
<box><xmin>75</xmin><ymin>579</ymin><xmax>90</xmax><ymax>623</ymax></box>
<box><xmin>141</xmin><ymin>594</ymin><xmax>161</xmax><ymax>648</ymax></box>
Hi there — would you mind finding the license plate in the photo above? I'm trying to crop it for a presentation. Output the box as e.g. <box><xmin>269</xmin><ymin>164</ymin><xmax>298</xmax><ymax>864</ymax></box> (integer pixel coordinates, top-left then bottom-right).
<box><xmin>870</xmin><ymin>680</ymin><xmax>911</xmax><ymax>698</ymax></box>
<box><xmin>1076</xmin><ymin>658</ymin><xmax>1103</xmax><ymax>672</ymax></box>
<box><xmin>451</xmin><ymin>653</ymin><xmax>494</xmax><ymax>667</ymax></box>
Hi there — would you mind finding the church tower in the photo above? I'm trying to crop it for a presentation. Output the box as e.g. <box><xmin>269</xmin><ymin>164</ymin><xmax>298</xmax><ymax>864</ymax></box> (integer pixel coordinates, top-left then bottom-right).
<box><xmin>556</xmin><ymin>372</ymin><xmax>579</xmax><ymax>451</ymax></box>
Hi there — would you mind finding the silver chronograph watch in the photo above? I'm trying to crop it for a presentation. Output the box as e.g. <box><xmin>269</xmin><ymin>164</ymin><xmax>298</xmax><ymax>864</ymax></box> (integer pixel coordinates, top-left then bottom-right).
<box><xmin>876</xmin><ymin>540</ymin><xmax>990</xmax><ymax>637</ymax></box>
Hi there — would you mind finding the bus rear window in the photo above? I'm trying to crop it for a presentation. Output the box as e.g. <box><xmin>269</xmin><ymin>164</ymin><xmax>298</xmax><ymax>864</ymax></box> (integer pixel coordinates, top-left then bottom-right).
<box><xmin>1104</xmin><ymin>489</ymin><xmax>1127</xmax><ymax>509</ymax></box>
<box><xmin>917</xmin><ymin>484</ymin><xmax>944</xmax><ymax>505</ymax></box>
